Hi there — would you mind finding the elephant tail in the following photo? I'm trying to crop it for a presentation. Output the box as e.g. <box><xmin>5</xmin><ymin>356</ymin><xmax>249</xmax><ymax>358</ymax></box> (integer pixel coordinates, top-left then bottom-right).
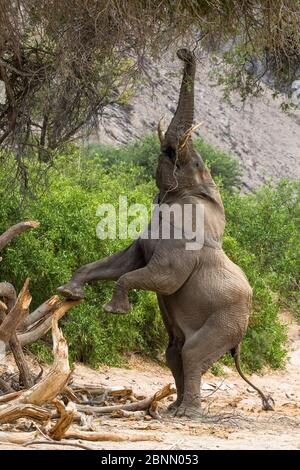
<box><xmin>231</xmin><ymin>344</ymin><xmax>274</xmax><ymax>411</ymax></box>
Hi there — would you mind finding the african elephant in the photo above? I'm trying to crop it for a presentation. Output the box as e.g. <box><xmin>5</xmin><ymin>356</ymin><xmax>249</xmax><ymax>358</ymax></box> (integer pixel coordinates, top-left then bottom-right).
<box><xmin>58</xmin><ymin>49</ymin><xmax>273</xmax><ymax>417</ymax></box>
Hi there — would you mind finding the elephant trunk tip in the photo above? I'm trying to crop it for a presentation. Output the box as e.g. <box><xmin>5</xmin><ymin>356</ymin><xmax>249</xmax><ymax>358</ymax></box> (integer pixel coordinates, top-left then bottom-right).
<box><xmin>177</xmin><ymin>48</ymin><xmax>195</xmax><ymax>64</ymax></box>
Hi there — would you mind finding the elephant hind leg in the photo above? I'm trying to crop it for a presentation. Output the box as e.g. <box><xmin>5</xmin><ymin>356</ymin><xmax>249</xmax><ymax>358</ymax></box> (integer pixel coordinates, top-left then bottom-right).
<box><xmin>231</xmin><ymin>344</ymin><xmax>274</xmax><ymax>411</ymax></box>
<box><xmin>166</xmin><ymin>340</ymin><xmax>184</xmax><ymax>411</ymax></box>
<box><xmin>157</xmin><ymin>296</ymin><xmax>185</xmax><ymax>412</ymax></box>
<box><xmin>177</xmin><ymin>315</ymin><xmax>236</xmax><ymax>418</ymax></box>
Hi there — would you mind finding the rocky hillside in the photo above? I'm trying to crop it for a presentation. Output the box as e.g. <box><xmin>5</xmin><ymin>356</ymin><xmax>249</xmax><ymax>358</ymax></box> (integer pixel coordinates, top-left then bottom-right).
<box><xmin>93</xmin><ymin>53</ymin><xmax>300</xmax><ymax>191</ymax></box>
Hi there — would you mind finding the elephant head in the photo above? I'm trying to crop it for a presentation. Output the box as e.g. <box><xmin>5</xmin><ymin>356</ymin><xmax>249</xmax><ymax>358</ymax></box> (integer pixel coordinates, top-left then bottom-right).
<box><xmin>156</xmin><ymin>49</ymin><xmax>219</xmax><ymax>203</ymax></box>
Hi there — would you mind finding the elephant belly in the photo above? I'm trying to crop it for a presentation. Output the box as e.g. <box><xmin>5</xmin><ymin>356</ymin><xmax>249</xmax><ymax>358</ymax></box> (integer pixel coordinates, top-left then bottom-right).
<box><xmin>161</xmin><ymin>251</ymin><xmax>252</xmax><ymax>337</ymax></box>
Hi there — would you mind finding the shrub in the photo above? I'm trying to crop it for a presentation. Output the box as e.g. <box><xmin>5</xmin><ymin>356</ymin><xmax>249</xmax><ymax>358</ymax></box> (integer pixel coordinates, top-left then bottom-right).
<box><xmin>88</xmin><ymin>133</ymin><xmax>242</xmax><ymax>190</ymax></box>
<box><xmin>222</xmin><ymin>236</ymin><xmax>287</xmax><ymax>370</ymax></box>
<box><xmin>223</xmin><ymin>180</ymin><xmax>300</xmax><ymax>309</ymax></box>
<box><xmin>0</xmin><ymin>142</ymin><xmax>296</xmax><ymax>371</ymax></box>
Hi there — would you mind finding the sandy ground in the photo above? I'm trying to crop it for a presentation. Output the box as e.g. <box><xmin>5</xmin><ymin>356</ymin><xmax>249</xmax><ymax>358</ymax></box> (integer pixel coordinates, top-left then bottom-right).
<box><xmin>0</xmin><ymin>310</ymin><xmax>299</xmax><ymax>451</ymax></box>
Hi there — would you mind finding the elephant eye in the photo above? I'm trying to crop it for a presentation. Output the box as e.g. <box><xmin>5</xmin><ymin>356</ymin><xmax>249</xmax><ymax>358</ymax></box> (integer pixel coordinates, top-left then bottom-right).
<box><xmin>195</xmin><ymin>161</ymin><xmax>203</xmax><ymax>169</ymax></box>
<box><xmin>164</xmin><ymin>146</ymin><xmax>176</xmax><ymax>162</ymax></box>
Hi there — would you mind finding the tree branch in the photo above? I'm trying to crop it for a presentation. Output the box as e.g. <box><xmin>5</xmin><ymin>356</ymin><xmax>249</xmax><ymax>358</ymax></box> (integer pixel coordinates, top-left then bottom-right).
<box><xmin>0</xmin><ymin>221</ymin><xmax>40</xmax><ymax>251</ymax></box>
<box><xmin>0</xmin><ymin>278</ymin><xmax>31</xmax><ymax>343</ymax></box>
<box><xmin>16</xmin><ymin>299</ymin><xmax>80</xmax><ymax>348</ymax></box>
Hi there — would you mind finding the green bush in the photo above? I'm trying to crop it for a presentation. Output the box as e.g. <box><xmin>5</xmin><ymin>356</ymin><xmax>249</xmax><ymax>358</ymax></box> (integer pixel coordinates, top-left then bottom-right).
<box><xmin>88</xmin><ymin>133</ymin><xmax>242</xmax><ymax>190</ymax></box>
<box><xmin>222</xmin><ymin>236</ymin><xmax>287</xmax><ymax>370</ymax></box>
<box><xmin>223</xmin><ymin>180</ymin><xmax>300</xmax><ymax>311</ymax></box>
<box><xmin>0</xmin><ymin>139</ymin><xmax>297</xmax><ymax>371</ymax></box>
<box><xmin>0</xmin><ymin>150</ymin><xmax>163</xmax><ymax>366</ymax></box>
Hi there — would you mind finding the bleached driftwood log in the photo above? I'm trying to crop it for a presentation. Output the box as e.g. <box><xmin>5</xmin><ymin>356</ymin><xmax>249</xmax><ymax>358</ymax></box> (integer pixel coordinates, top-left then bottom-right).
<box><xmin>76</xmin><ymin>384</ymin><xmax>176</xmax><ymax>416</ymax></box>
<box><xmin>0</xmin><ymin>313</ymin><xmax>75</xmax><ymax>423</ymax></box>
<box><xmin>0</xmin><ymin>279</ymin><xmax>34</xmax><ymax>388</ymax></box>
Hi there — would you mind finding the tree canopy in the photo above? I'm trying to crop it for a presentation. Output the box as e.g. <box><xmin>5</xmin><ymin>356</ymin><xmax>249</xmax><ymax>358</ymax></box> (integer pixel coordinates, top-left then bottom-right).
<box><xmin>0</xmin><ymin>0</ymin><xmax>299</xmax><ymax>187</ymax></box>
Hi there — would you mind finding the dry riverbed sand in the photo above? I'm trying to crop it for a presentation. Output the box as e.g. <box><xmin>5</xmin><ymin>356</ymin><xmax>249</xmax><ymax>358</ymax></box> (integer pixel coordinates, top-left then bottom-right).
<box><xmin>0</xmin><ymin>311</ymin><xmax>299</xmax><ymax>450</ymax></box>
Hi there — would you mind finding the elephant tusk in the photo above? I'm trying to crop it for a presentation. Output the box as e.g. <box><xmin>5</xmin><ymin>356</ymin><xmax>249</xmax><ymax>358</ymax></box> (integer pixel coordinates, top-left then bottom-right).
<box><xmin>179</xmin><ymin>122</ymin><xmax>203</xmax><ymax>149</ymax></box>
<box><xmin>157</xmin><ymin>116</ymin><xmax>166</xmax><ymax>144</ymax></box>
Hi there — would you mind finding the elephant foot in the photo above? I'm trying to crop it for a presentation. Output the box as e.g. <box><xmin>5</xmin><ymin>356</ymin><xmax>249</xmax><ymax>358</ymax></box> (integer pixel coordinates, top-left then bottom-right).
<box><xmin>167</xmin><ymin>398</ymin><xmax>182</xmax><ymax>414</ymax></box>
<box><xmin>57</xmin><ymin>282</ymin><xmax>85</xmax><ymax>300</ymax></box>
<box><xmin>175</xmin><ymin>402</ymin><xmax>203</xmax><ymax>419</ymax></box>
<box><xmin>103</xmin><ymin>295</ymin><xmax>131</xmax><ymax>314</ymax></box>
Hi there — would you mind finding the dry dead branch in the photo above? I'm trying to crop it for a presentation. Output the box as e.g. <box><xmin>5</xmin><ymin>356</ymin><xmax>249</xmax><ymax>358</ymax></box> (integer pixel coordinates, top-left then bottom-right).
<box><xmin>71</xmin><ymin>384</ymin><xmax>133</xmax><ymax>397</ymax></box>
<box><xmin>149</xmin><ymin>383</ymin><xmax>176</xmax><ymax>419</ymax></box>
<box><xmin>49</xmin><ymin>400</ymin><xmax>77</xmax><ymax>440</ymax></box>
<box><xmin>23</xmin><ymin>439</ymin><xmax>95</xmax><ymax>450</ymax></box>
<box><xmin>0</xmin><ymin>403</ymin><xmax>51</xmax><ymax>425</ymax></box>
<box><xmin>16</xmin><ymin>299</ymin><xmax>79</xmax><ymax>348</ymax></box>
<box><xmin>111</xmin><ymin>409</ymin><xmax>146</xmax><ymax>419</ymax></box>
<box><xmin>62</xmin><ymin>387</ymin><xmax>81</xmax><ymax>404</ymax></box>
<box><xmin>20</xmin><ymin>295</ymin><xmax>60</xmax><ymax>331</ymax></box>
<box><xmin>8</xmin><ymin>335</ymin><xmax>34</xmax><ymax>389</ymax></box>
<box><xmin>0</xmin><ymin>278</ymin><xmax>31</xmax><ymax>344</ymax></box>
<box><xmin>0</xmin><ymin>222</ymin><xmax>40</xmax><ymax>252</ymax></box>
<box><xmin>64</xmin><ymin>429</ymin><xmax>161</xmax><ymax>442</ymax></box>
<box><xmin>0</xmin><ymin>279</ymin><xmax>34</xmax><ymax>388</ymax></box>
<box><xmin>0</xmin><ymin>313</ymin><xmax>73</xmax><ymax>423</ymax></box>
<box><xmin>0</xmin><ymin>431</ymin><xmax>37</xmax><ymax>445</ymax></box>
<box><xmin>0</xmin><ymin>391</ymin><xmax>23</xmax><ymax>404</ymax></box>
<box><xmin>20</xmin><ymin>313</ymin><xmax>72</xmax><ymax>405</ymax></box>
<box><xmin>76</xmin><ymin>383</ymin><xmax>176</xmax><ymax>416</ymax></box>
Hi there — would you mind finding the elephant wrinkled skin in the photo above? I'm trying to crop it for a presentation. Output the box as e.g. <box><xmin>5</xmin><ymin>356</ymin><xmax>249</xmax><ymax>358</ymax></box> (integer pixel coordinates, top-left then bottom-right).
<box><xmin>58</xmin><ymin>49</ymin><xmax>274</xmax><ymax>417</ymax></box>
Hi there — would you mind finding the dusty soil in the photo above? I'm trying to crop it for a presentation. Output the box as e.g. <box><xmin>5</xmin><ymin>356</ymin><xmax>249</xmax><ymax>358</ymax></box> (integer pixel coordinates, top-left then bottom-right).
<box><xmin>0</xmin><ymin>311</ymin><xmax>299</xmax><ymax>451</ymax></box>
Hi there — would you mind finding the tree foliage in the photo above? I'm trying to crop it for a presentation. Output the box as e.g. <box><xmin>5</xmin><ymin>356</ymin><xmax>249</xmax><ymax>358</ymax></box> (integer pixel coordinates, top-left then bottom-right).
<box><xmin>0</xmin><ymin>0</ymin><xmax>299</xmax><ymax>190</ymax></box>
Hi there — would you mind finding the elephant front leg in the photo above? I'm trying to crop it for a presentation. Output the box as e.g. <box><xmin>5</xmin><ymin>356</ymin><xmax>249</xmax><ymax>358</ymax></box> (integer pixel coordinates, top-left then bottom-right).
<box><xmin>58</xmin><ymin>241</ymin><xmax>145</xmax><ymax>300</ymax></box>
<box><xmin>103</xmin><ymin>283</ymin><xmax>131</xmax><ymax>314</ymax></box>
<box><xmin>103</xmin><ymin>252</ymin><xmax>192</xmax><ymax>314</ymax></box>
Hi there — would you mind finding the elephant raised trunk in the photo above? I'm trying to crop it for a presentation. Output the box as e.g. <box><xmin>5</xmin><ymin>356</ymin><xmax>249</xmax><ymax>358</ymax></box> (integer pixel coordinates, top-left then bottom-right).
<box><xmin>59</xmin><ymin>47</ymin><xmax>274</xmax><ymax>415</ymax></box>
<box><xmin>164</xmin><ymin>49</ymin><xmax>196</xmax><ymax>148</ymax></box>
